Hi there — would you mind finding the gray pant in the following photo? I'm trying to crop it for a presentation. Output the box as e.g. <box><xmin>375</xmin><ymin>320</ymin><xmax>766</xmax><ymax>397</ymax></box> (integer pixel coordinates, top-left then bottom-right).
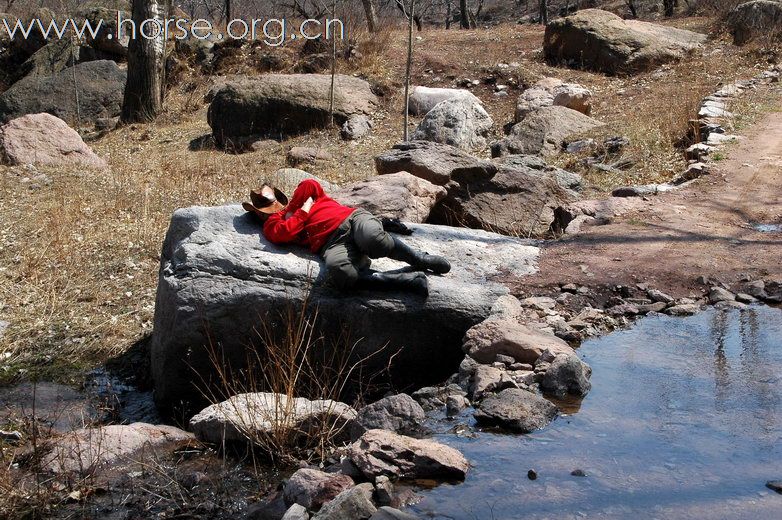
<box><xmin>321</xmin><ymin>209</ymin><xmax>394</xmax><ymax>289</ymax></box>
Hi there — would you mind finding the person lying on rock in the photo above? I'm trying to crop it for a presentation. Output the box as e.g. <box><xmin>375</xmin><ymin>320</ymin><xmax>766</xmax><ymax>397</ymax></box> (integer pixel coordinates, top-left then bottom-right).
<box><xmin>242</xmin><ymin>179</ymin><xmax>450</xmax><ymax>296</ymax></box>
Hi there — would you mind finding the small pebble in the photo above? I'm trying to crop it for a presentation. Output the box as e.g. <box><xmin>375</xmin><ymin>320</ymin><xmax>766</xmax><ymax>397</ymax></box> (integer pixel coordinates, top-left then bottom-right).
<box><xmin>527</xmin><ymin>469</ymin><xmax>538</xmax><ymax>480</ymax></box>
<box><xmin>571</xmin><ymin>469</ymin><xmax>587</xmax><ymax>477</ymax></box>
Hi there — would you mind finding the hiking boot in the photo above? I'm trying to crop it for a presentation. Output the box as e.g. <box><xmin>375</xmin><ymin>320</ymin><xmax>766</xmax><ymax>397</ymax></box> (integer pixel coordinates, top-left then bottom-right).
<box><xmin>389</xmin><ymin>236</ymin><xmax>451</xmax><ymax>275</ymax></box>
<box><xmin>356</xmin><ymin>271</ymin><xmax>429</xmax><ymax>297</ymax></box>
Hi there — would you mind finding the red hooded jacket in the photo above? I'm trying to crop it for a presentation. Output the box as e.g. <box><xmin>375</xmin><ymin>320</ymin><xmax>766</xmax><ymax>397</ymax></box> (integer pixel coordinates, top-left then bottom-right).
<box><xmin>262</xmin><ymin>179</ymin><xmax>355</xmax><ymax>253</ymax></box>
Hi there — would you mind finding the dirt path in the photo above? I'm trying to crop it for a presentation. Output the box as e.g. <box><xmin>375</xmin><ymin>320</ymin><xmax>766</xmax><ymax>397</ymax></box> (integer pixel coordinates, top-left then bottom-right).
<box><xmin>521</xmin><ymin>110</ymin><xmax>782</xmax><ymax>297</ymax></box>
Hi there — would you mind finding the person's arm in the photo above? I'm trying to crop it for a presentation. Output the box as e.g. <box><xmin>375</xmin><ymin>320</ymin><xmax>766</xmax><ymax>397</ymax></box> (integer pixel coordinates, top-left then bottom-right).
<box><xmin>263</xmin><ymin>209</ymin><xmax>307</xmax><ymax>244</ymax></box>
<box><xmin>285</xmin><ymin>179</ymin><xmax>326</xmax><ymax>213</ymax></box>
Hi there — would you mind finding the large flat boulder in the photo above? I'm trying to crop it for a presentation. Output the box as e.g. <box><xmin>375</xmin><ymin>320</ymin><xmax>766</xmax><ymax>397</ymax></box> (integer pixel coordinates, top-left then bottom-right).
<box><xmin>407</xmin><ymin>86</ymin><xmax>480</xmax><ymax>115</ymax></box>
<box><xmin>0</xmin><ymin>113</ymin><xmax>107</xmax><ymax>168</ymax></box>
<box><xmin>375</xmin><ymin>141</ymin><xmax>497</xmax><ymax>186</ymax></box>
<box><xmin>0</xmin><ymin>60</ymin><xmax>126</xmax><ymax>125</ymax></box>
<box><xmin>544</xmin><ymin>9</ymin><xmax>706</xmax><ymax>75</ymax></box>
<box><xmin>412</xmin><ymin>98</ymin><xmax>493</xmax><ymax>151</ymax></box>
<box><xmin>150</xmin><ymin>205</ymin><xmax>539</xmax><ymax>413</ymax></box>
<box><xmin>207</xmin><ymin>74</ymin><xmax>378</xmax><ymax>143</ymax></box>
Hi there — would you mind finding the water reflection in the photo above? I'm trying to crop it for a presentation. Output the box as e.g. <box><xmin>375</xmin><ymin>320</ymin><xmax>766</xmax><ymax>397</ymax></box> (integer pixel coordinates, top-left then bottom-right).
<box><xmin>413</xmin><ymin>306</ymin><xmax>782</xmax><ymax>519</ymax></box>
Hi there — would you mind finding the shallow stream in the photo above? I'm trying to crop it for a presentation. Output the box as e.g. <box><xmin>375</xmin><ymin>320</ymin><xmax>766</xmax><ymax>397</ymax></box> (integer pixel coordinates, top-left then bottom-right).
<box><xmin>413</xmin><ymin>306</ymin><xmax>782</xmax><ymax>519</ymax></box>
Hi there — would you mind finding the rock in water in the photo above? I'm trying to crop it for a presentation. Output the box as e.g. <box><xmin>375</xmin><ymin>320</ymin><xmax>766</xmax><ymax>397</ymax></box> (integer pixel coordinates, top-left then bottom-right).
<box><xmin>347</xmin><ymin>429</ymin><xmax>468</xmax><ymax>480</ymax></box>
<box><xmin>407</xmin><ymin>86</ymin><xmax>481</xmax><ymax>115</ymax></box>
<box><xmin>0</xmin><ymin>60</ymin><xmax>126</xmax><ymax>125</ymax></box>
<box><xmin>312</xmin><ymin>483</ymin><xmax>376</xmax><ymax>520</ymax></box>
<box><xmin>474</xmin><ymin>388</ymin><xmax>558</xmax><ymax>433</ymax></box>
<box><xmin>412</xmin><ymin>98</ymin><xmax>493</xmax><ymax>151</ymax></box>
<box><xmin>332</xmin><ymin>172</ymin><xmax>446</xmax><ymax>223</ymax></box>
<box><xmin>189</xmin><ymin>393</ymin><xmax>357</xmax><ymax>445</ymax></box>
<box><xmin>539</xmin><ymin>354</ymin><xmax>592</xmax><ymax>397</ymax></box>
<box><xmin>730</xmin><ymin>1</ymin><xmax>782</xmax><ymax>45</ymax></box>
<box><xmin>0</xmin><ymin>113</ymin><xmax>107</xmax><ymax>168</ymax></box>
<box><xmin>351</xmin><ymin>394</ymin><xmax>426</xmax><ymax>440</ymax></box>
<box><xmin>463</xmin><ymin>318</ymin><xmax>574</xmax><ymax>364</ymax></box>
<box><xmin>282</xmin><ymin>504</ymin><xmax>310</xmax><ymax>520</ymax></box>
<box><xmin>150</xmin><ymin>206</ymin><xmax>539</xmax><ymax>412</ymax></box>
<box><xmin>544</xmin><ymin>9</ymin><xmax>706</xmax><ymax>75</ymax></box>
<box><xmin>491</xmin><ymin>106</ymin><xmax>604</xmax><ymax>157</ymax></box>
<box><xmin>370</xmin><ymin>507</ymin><xmax>420</xmax><ymax>520</ymax></box>
<box><xmin>207</xmin><ymin>74</ymin><xmax>378</xmax><ymax>142</ymax></box>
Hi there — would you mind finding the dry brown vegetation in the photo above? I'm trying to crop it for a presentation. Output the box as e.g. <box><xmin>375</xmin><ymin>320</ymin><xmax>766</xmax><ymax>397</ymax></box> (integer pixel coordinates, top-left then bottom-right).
<box><xmin>0</xmin><ymin>17</ymin><xmax>776</xmax><ymax>386</ymax></box>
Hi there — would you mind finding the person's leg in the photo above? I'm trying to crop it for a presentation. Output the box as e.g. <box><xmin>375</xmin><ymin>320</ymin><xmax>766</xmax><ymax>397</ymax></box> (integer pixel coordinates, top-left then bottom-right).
<box><xmin>321</xmin><ymin>241</ymin><xmax>360</xmax><ymax>290</ymax></box>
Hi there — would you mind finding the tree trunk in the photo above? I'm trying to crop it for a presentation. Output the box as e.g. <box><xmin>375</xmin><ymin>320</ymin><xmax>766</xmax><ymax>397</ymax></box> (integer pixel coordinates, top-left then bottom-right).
<box><xmin>403</xmin><ymin>0</ymin><xmax>415</xmax><ymax>141</ymax></box>
<box><xmin>121</xmin><ymin>0</ymin><xmax>170</xmax><ymax>123</ymax></box>
<box><xmin>459</xmin><ymin>0</ymin><xmax>469</xmax><ymax>29</ymax></box>
<box><xmin>225</xmin><ymin>0</ymin><xmax>231</xmax><ymax>22</ymax></box>
<box><xmin>361</xmin><ymin>0</ymin><xmax>378</xmax><ymax>33</ymax></box>
<box><xmin>539</xmin><ymin>0</ymin><xmax>548</xmax><ymax>25</ymax></box>
<box><xmin>626</xmin><ymin>0</ymin><xmax>638</xmax><ymax>18</ymax></box>
<box><xmin>446</xmin><ymin>0</ymin><xmax>451</xmax><ymax>29</ymax></box>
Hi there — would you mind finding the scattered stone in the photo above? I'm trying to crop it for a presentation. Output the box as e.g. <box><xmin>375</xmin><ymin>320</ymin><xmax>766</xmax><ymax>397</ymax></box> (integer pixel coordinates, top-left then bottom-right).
<box><xmin>543</xmin><ymin>9</ymin><xmax>706</xmax><ymax>75</ymax></box>
<box><xmin>0</xmin><ymin>430</ymin><xmax>22</xmax><ymax>443</ymax></box>
<box><xmin>565</xmin><ymin>139</ymin><xmax>596</xmax><ymax>154</ymax></box>
<box><xmin>647</xmin><ymin>289</ymin><xmax>675</xmax><ymax>304</ymax></box>
<box><xmin>283</xmin><ymin>468</ymin><xmax>354</xmax><ymax>510</ymax></box>
<box><xmin>267</xmin><ymin>168</ymin><xmax>338</xmax><ymax>193</ymax></box>
<box><xmin>341</xmin><ymin>115</ymin><xmax>373</xmax><ymax>140</ymax></box>
<box><xmin>189</xmin><ymin>393</ymin><xmax>357</xmax><ymax>445</ymax></box>
<box><xmin>766</xmin><ymin>480</ymin><xmax>782</xmax><ymax>494</ymax></box>
<box><xmin>735</xmin><ymin>293</ymin><xmax>756</xmax><ymax>304</ymax></box>
<box><xmin>375</xmin><ymin>140</ymin><xmax>496</xmax><ymax>186</ymax></box>
<box><xmin>492</xmin><ymin>106</ymin><xmax>604</xmax><ymax>157</ymax></box>
<box><xmin>41</xmin><ymin>423</ymin><xmax>194</xmax><ymax>474</ymax></box>
<box><xmin>685</xmin><ymin>143</ymin><xmax>715</xmax><ymax>161</ymax></box>
<box><xmin>571</xmin><ymin>469</ymin><xmax>587</xmax><ymax>477</ymax></box>
<box><xmin>208</xmin><ymin>74</ymin><xmax>378</xmax><ymax>142</ymax></box>
<box><xmin>312</xmin><ymin>483</ymin><xmax>376</xmax><ymax>520</ymax></box>
<box><xmin>411</xmin><ymin>385</ymin><xmax>467</xmax><ymax>411</ymax></box>
<box><xmin>374</xmin><ymin>475</ymin><xmax>394</xmax><ymax>506</ymax></box>
<box><xmin>665</xmin><ymin>303</ymin><xmax>701</xmax><ymax>316</ymax></box>
<box><xmin>332</xmin><ymin>172</ymin><xmax>446</xmax><ymax>223</ymax></box>
<box><xmin>474</xmin><ymin>388</ymin><xmax>558</xmax><ymax>433</ymax></box>
<box><xmin>282</xmin><ymin>503</ymin><xmax>310</xmax><ymax>520</ymax></box>
<box><xmin>445</xmin><ymin>395</ymin><xmax>469</xmax><ymax>417</ymax></box>
<box><xmin>287</xmin><ymin>147</ymin><xmax>332</xmax><ymax>167</ymax></box>
<box><xmin>348</xmin><ymin>430</ymin><xmax>468</xmax><ymax>480</ymax></box>
<box><xmin>412</xmin><ymin>98</ymin><xmax>493</xmax><ymax>151</ymax></box>
<box><xmin>351</xmin><ymin>394</ymin><xmax>426</xmax><ymax>440</ymax></box>
<box><xmin>407</xmin><ymin>86</ymin><xmax>481</xmax><ymax>115</ymax></box>
<box><xmin>0</xmin><ymin>113</ymin><xmax>107</xmax><ymax>169</ymax></box>
<box><xmin>495</xmin><ymin>354</ymin><xmax>516</xmax><ymax>365</ymax></box>
<box><xmin>0</xmin><ymin>60</ymin><xmax>126</xmax><ymax>125</ymax></box>
<box><xmin>709</xmin><ymin>286</ymin><xmax>736</xmax><ymax>303</ymax></box>
<box><xmin>746</xmin><ymin>280</ymin><xmax>768</xmax><ymax>299</ymax></box>
<box><xmin>637</xmin><ymin>302</ymin><xmax>668</xmax><ymax>314</ymax></box>
<box><xmin>463</xmin><ymin>318</ymin><xmax>574</xmax><ymax>365</ymax></box>
<box><xmin>540</xmin><ymin>354</ymin><xmax>592</xmax><ymax>397</ymax></box>
<box><xmin>247</xmin><ymin>495</ymin><xmax>289</xmax><ymax>520</ymax></box>
<box><xmin>470</xmin><ymin>365</ymin><xmax>516</xmax><ymax>400</ymax></box>
<box><xmin>527</xmin><ymin>469</ymin><xmax>538</xmax><ymax>480</ymax></box>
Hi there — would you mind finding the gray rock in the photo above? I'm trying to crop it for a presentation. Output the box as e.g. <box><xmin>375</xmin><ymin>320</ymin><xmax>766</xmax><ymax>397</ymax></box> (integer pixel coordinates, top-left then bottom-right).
<box><xmin>0</xmin><ymin>60</ymin><xmax>126</xmax><ymax>125</ymax></box>
<box><xmin>746</xmin><ymin>280</ymin><xmax>768</xmax><ymax>299</ymax></box>
<box><xmin>374</xmin><ymin>475</ymin><xmax>394</xmax><ymax>506</ymax></box>
<box><xmin>247</xmin><ymin>496</ymin><xmax>289</xmax><ymax>520</ymax></box>
<box><xmin>282</xmin><ymin>504</ymin><xmax>310</xmax><ymax>520</ymax></box>
<box><xmin>647</xmin><ymin>289</ymin><xmax>675</xmax><ymax>303</ymax></box>
<box><xmin>735</xmin><ymin>293</ymin><xmax>756</xmax><ymax>304</ymax></box>
<box><xmin>351</xmin><ymin>394</ymin><xmax>426</xmax><ymax>440</ymax></box>
<box><xmin>332</xmin><ymin>172</ymin><xmax>446</xmax><ymax>223</ymax></box>
<box><xmin>18</xmin><ymin>38</ymin><xmax>83</xmax><ymax>80</ymax></box>
<box><xmin>766</xmin><ymin>480</ymin><xmax>782</xmax><ymax>494</ymax></box>
<box><xmin>445</xmin><ymin>395</ymin><xmax>469</xmax><ymax>417</ymax></box>
<box><xmin>286</xmin><ymin>147</ymin><xmax>332</xmax><ymax>167</ymax></box>
<box><xmin>208</xmin><ymin>74</ymin><xmax>378</xmax><ymax>142</ymax></box>
<box><xmin>189</xmin><ymin>393</ymin><xmax>357</xmax><ymax>445</ymax></box>
<box><xmin>312</xmin><ymin>483</ymin><xmax>376</xmax><ymax>520</ymax></box>
<box><xmin>407</xmin><ymin>86</ymin><xmax>481</xmax><ymax>115</ymax></box>
<box><xmin>82</xmin><ymin>7</ymin><xmax>131</xmax><ymax>59</ymax></box>
<box><xmin>283</xmin><ymin>468</ymin><xmax>354</xmax><ymax>510</ymax></box>
<box><xmin>539</xmin><ymin>354</ymin><xmax>592</xmax><ymax>397</ymax></box>
<box><xmin>491</xmin><ymin>106</ymin><xmax>604</xmax><ymax>157</ymax></box>
<box><xmin>709</xmin><ymin>286</ymin><xmax>735</xmax><ymax>303</ymax></box>
<box><xmin>347</xmin><ymin>429</ymin><xmax>468</xmax><ymax>480</ymax></box>
<box><xmin>463</xmin><ymin>318</ymin><xmax>574</xmax><ymax>364</ymax></box>
<box><xmin>470</xmin><ymin>365</ymin><xmax>514</xmax><ymax>400</ymax></box>
<box><xmin>544</xmin><ymin>9</ymin><xmax>706</xmax><ymax>75</ymax></box>
<box><xmin>341</xmin><ymin>115</ymin><xmax>373</xmax><ymax>140</ymax></box>
<box><xmin>412</xmin><ymin>98</ymin><xmax>493</xmax><ymax>151</ymax></box>
<box><xmin>375</xmin><ymin>141</ymin><xmax>497</xmax><ymax>186</ymax></box>
<box><xmin>474</xmin><ymin>388</ymin><xmax>558</xmax><ymax>433</ymax></box>
<box><xmin>665</xmin><ymin>303</ymin><xmax>701</xmax><ymax>316</ymax></box>
<box><xmin>494</xmin><ymin>154</ymin><xmax>584</xmax><ymax>194</ymax></box>
<box><xmin>370</xmin><ymin>506</ymin><xmax>420</xmax><ymax>520</ymax></box>
<box><xmin>729</xmin><ymin>1</ymin><xmax>782</xmax><ymax>45</ymax></box>
<box><xmin>150</xmin><ymin>206</ymin><xmax>540</xmax><ymax>411</ymax></box>
<box><xmin>411</xmin><ymin>385</ymin><xmax>467</xmax><ymax>411</ymax></box>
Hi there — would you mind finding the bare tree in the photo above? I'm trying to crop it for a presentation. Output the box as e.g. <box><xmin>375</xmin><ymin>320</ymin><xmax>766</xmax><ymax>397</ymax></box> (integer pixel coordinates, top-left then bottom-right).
<box><xmin>539</xmin><ymin>0</ymin><xmax>548</xmax><ymax>24</ymax></box>
<box><xmin>361</xmin><ymin>0</ymin><xmax>379</xmax><ymax>32</ymax></box>
<box><xmin>224</xmin><ymin>0</ymin><xmax>232</xmax><ymax>21</ymax></box>
<box><xmin>662</xmin><ymin>0</ymin><xmax>677</xmax><ymax>16</ymax></box>
<box><xmin>626</xmin><ymin>0</ymin><xmax>638</xmax><ymax>18</ymax></box>
<box><xmin>459</xmin><ymin>0</ymin><xmax>469</xmax><ymax>28</ymax></box>
<box><xmin>121</xmin><ymin>0</ymin><xmax>171</xmax><ymax>123</ymax></box>
<box><xmin>403</xmin><ymin>0</ymin><xmax>416</xmax><ymax>140</ymax></box>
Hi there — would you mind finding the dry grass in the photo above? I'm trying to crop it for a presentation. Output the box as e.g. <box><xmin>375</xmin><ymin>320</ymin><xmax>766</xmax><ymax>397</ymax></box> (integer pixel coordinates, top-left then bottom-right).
<box><xmin>0</xmin><ymin>18</ymin><xmax>774</xmax><ymax>385</ymax></box>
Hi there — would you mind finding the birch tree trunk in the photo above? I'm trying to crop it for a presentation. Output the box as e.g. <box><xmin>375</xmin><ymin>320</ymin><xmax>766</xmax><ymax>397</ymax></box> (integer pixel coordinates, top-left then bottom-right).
<box><xmin>121</xmin><ymin>0</ymin><xmax>170</xmax><ymax>123</ymax></box>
